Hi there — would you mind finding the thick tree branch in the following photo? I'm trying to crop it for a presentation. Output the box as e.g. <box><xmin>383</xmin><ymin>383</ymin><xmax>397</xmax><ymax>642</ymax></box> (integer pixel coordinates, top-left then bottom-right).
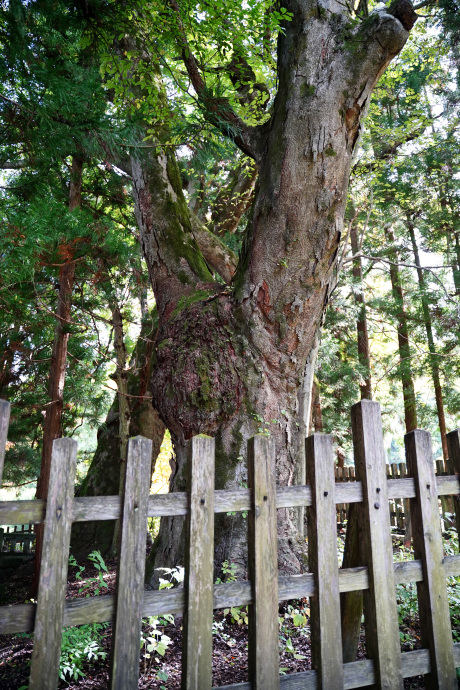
<box><xmin>167</xmin><ymin>0</ymin><xmax>265</xmax><ymax>162</ymax></box>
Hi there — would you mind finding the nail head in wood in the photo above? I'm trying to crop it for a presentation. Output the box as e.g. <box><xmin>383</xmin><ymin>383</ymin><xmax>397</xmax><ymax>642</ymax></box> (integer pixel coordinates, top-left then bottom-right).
<box><xmin>200</xmin><ymin>498</ymin><xmax>205</xmax><ymax>505</ymax></box>
<box><xmin>374</xmin><ymin>502</ymin><xmax>380</xmax><ymax>509</ymax></box>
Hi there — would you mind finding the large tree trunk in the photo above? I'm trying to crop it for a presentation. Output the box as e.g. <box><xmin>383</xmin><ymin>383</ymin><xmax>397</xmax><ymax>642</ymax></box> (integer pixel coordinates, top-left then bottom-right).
<box><xmin>407</xmin><ymin>217</ymin><xmax>448</xmax><ymax>459</ymax></box>
<box><xmin>133</xmin><ymin>0</ymin><xmax>414</xmax><ymax>584</ymax></box>
<box><xmin>30</xmin><ymin>156</ymin><xmax>83</xmax><ymax>597</ymax></box>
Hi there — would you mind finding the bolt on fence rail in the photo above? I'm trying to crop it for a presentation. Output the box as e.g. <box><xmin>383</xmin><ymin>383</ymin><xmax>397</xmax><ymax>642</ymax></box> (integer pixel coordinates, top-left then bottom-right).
<box><xmin>0</xmin><ymin>399</ymin><xmax>460</xmax><ymax>688</ymax></box>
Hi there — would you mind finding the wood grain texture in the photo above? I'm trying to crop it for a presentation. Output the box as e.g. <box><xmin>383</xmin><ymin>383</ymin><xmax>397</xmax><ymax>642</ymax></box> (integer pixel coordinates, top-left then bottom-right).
<box><xmin>29</xmin><ymin>438</ymin><xmax>78</xmax><ymax>690</ymax></box>
<box><xmin>111</xmin><ymin>436</ymin><xmax>152</xmax><ymax>690</ymax></box>
<box><xmin>248</xmin><ymin>434</ymin><xmax>279</xmax><ymax>690</ymax></box>
<box><xmin>351</xmin><ymin>400</ymin><xmax>403</xmax><ymax>689</ymax></box>
<box><xmin>182</xmin><ymin>435</ymin><xmax>215</xmax><ymax>690</ymax></box>
<box><xmin>306</xmin><ymin>434</ymin><xmax>343</xmax><ymax>688</ymax></box>
<box><xmin>405</xmin><ymin>430</ymin><xmax>457</xmax><ymax>689</ymax></box>
<box><xmin>0</xmin><ymin>399</ymin><xmax>11</xmax><ymax>486</ymax></box>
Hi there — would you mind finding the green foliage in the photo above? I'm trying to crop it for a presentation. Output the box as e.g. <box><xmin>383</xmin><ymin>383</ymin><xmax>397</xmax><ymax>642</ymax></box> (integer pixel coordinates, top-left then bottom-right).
<box><xmin>59</xmin><ymin>622</ymin><xmax>108</xmax><ymax>682</ymax></box>
<box><xmin>68</xmin><ymin>550</ymin><xmax>109</xmax><ymax>596</ymax></box>
<box><xmin>139</xmin><ymin>567</ymin><xmax>184</xmax><ymax>686</ymax></box>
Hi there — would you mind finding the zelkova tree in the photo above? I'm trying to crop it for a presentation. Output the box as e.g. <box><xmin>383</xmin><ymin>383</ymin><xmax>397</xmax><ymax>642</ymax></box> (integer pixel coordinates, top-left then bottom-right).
<box><xmin>119</xmin><ymin>0</ymin><xmax>418</xmax><ymax>577</ymax></box>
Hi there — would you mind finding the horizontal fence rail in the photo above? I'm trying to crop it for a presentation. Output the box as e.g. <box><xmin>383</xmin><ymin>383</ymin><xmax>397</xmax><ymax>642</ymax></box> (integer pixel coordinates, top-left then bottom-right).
<box><xmin>1</xmin><ymin>474</ymin><xmax>459</xmax><ymax>525</ymax></box>
<box><xmin>2</xmin><ymin>552</ymin><xmax>460</xmax><ymax>634</ymax></box>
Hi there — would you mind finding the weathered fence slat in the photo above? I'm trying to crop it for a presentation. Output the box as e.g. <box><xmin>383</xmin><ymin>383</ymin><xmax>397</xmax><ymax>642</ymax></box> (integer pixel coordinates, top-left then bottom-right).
<box><xmin>248</xmin><ymin>434</ymin><xmax>279</xmax><ymax>690</ymax></box>
<box><xmin>0</xmin><ymin>399</ymin><xmax>11</xmax><ymax>486</ymax></box>
<box><xmin>405</xmin><ymin>430</ymin><xmax>457</xmax><ymax>689</ymax></box>
<box><xmin>29</xmin><ymin>438</ymin><xmax>78</xmax><ymax>690</ymax></box>
<box><xmin>182</xmin><ymin>435</ymin><xmax>215</xmax><ymax>690</ymax></box>
<box><xmin>110</xmin><ymin>436</ymin><xmax>152</xmax><ymax>690</ymax></box>
<box><xmin>351</xmin><ymin>400</ymin><xmax>403</xmax><ymax>689</ymax></box>
<box><xmin>306</xmin><ymin>433</ymin><xmax>343</xmax><ymax>689</ymax></box>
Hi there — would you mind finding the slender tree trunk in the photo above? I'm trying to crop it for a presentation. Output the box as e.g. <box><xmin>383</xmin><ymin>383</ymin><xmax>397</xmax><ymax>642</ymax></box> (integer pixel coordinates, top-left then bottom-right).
<box><xmin>407</xmin><ymin>218</ymin><xmax>448</xmax><ymax>459</ymax></box>
<box><xmin>454</xmin><ymin>231</ymin><xmax>460</xmax><ymax>295</ymax></box>
<box><xmin>341</xmin><ymin>227</ymin><xmax>373</xmax><ymax>661</ymax></box>
<box><xmin>109</xmin><ymin>299</ymin><xmax>130</xmax><ymax>555</ymax></box>
<box><xmin>31</xmin><ymin>155</ymin><xmax>83</xmax><ymax>597</ymax></box>
<box><xmin>385</xmin><ymin>226</ymin><xmax>418</xmax><ymax>432</ymax></box>
<box><xmin>350</xmin><ymin>225</ymin><xmax>372</xmax><ymax>399</ymax></box>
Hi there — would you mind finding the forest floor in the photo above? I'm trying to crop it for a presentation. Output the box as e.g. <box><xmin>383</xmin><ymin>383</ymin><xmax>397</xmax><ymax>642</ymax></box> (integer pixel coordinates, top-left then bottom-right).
<box><xmin>0</xmin><ymin>535</ymin><xmax>434</xmax><ymax>689</ymax></box>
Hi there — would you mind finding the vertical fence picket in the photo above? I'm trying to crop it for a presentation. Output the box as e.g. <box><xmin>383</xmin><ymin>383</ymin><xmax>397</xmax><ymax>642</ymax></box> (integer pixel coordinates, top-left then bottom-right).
<box><xmin>351</xmin><ymin>400</ymin><xmax>403</xmax><ymax>689</ymax></box>
<box><xmin>306</xmin><ymin>433</ymin><xmax>343</xmax><ymax>689</ymax></box>
<box><xmin>248</xmin><ymin>434</ymin><xmax>279</xmax><ymax>690</ymax></box>
<box><xmin>111</xmin><ymin>435</ymin><xmax>152</xmax><ymax>690</ymax></box>
<box><xmin>182</xmin><ymin>435</ymin><xmax>215</xmax><ymax>690</ymax></box>
<box><xmin>29</xmin><ymin>438</ymin><xmax>78</xmax><ymax>690</ymax></box>
<box><xmin>0</xmin><ymin>399</ymin><xmax>11</xmax><ymax>486</ymax></box>
<box><xmin>405</xmin><ymin>430</ymin><xmax>457</xmax><ymax>689</ymax></box>
<box><xmin>446</xmin><ymin>429</ymin><xmax>460</xmax><ymax>540</ymax></box>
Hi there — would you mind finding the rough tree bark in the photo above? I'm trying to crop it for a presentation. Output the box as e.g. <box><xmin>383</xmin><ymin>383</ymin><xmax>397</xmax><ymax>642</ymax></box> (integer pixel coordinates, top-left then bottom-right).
<box><xmin>31</xmin><ymin>155</ymin><xmax>83</xmax><ymax>597</ymax></box>
<box><xmin>132</xmin><ymin>0</ymin><xmax>416</xmax><ymax>584</ymax></box>
<box><xmin>70</xmin><ymin>227</ymin><xmax>237</xmax><ymax>559</ymax></box>
<box><xmin>209</xmin><ymin>160</ymin><xmax>257</xmax><ymax>237</ymax></box>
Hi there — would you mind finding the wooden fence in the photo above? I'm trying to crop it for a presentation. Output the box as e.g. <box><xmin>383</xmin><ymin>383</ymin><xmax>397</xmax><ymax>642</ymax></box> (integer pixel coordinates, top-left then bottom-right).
<box><xmin>1</xmin><ymin>397</ymin><xmax>460</xmax><ymax>688</ymax></box>
<box><xmin>336</xmin><ymin>458</ymin><xmax>458</xmax><ymax>537</ymax></box>
<box><xmin>0</xmin><ymin>524</ymin><xmax>35</xmax><ymax>554</ymax></box>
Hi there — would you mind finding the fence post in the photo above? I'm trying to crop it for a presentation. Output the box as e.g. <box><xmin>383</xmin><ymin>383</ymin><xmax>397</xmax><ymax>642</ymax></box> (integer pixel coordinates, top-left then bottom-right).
<box><xmin>0</xmin><ymin>399</ymin><xmax>11</xmax><ymax>486</ymax></box>
<box><xmin>446</xmin><ymin>429</ymin><xmax>460</xmax><ymax>541</ymax></box>
<box><xmin>351</xmin><ymin>400</ymin><xmax>403</xmax><ymax>689</ymax></box>
<box><xmin>306</xmin><ymin>433</ymin><xmax>343</xmax><ymax>689</ymax></box>
<box><xmin>29</xmin><ymin>438</ymin><xmax>78</xmax><ymax>690</ymax></box>
<box><xmin>182</xmin><ymin>435</ymin><xmax>215</xmax><ymax>690</ymax></box>
<box><xmin>247</xmin><ymin>434</ymin><xmax>279</xmax><ymax>690</ymax></box>
<box><xmin>111</xmin><ymin>435</ymin><xmax>152</xmax><ymax>690</ymax></box>
<box><xmin>405</xmin><ymin>430</ymin><xmax>457</xmax><ymax>689</ymax></box>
